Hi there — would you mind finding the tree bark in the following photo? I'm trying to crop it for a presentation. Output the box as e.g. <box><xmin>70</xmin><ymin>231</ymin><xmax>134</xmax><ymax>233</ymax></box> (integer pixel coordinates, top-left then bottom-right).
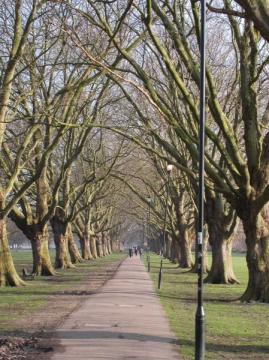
<box><xmin>30</xmin><ymin>225</ymin><xmax>55</xmax><ymax>276</ymax></box>
<box><xmin>90</xmin><ymin>235</ymin><xmax>98</xmax><ymax>258</ymax></box>
<box><xmin>240</xmin><ymin>205</ymin><xmax>269</xmax><ymax>301</ymax></box>
<box><xmin>157</xmin><ymin>233</ymin><xmax>162</xmax><ymax>254</ymax></box>
<box><xmin>111</xmin><ymin>236</ymin><xmax>120</xmax><ymax>252</ymax></box>
<box><xmin>8</xmin><ymin>210</ymin><xmax>55</xmax><ymax>276</ymax></box>
<box><xmin>102</xmin><ymin>234</ymin><xmax>109</xmax><ymax>256</ymax></box>
<box><xmin>51</xmin><ymin>216</ymin><xmax>73</xmax><ymax>269</ymax></box>
<box><xmin>165</xmin><ymin>234</ymin><xmax>172</xmax><ymax>259</ymax></box>
<box><xmin>0</xmin><ymin>215</ymin><xmax>25</xmax><ymax>286</ymax></box>
<box><xmin>107</xmin><ymin>236</ymin><xmax>112</xmax><ymax>254</ymax></box>
<box><xmin>67</xmin><ymin>224</ymin><xmax>83</xmax><ymax>264</ymax></box>
<box><xmin>96</xmin><ymin>234</ymin><xmax>104</xmax><ymax>257</ymax></box>
<box><xmin>27</xmin><ymin>160</ymin><xmax>54</xmax><ymax>275</ymax></box>
<box><xmin>170</xmin><ymin>237</ymin><xmax>181</xmax><ymax>264</ymax></box>
<box><xmin>163</xmin><ymin>232</ymin><xmax>168</xmax><ymax>256</ymax></box>
<box><xmin>234</xmin><ymin>0</ymin><xmax>269</xmax><ymax>43</ymax></box>
<box><xmin>173</xmin><ymin>192</ymin><xmax>193</xmax><ymax>268</ymax></box>
<box><xmin>178</xmin><ymin>225</ymin><xmax>193</xmax><ymax>268</ymax></box>
<box><xmin>204</xmin><ymin>194</ymin><xmax>239</xmax><ymax>284</ymax></box>
<box><xmin>111</xmin><ymin>236</ymin><xmax>118</xmax><ymax>252</ymax></box>
<box><xmin>79</xmin><ymin>227</ymin><xmax>93</xmax><ymax>260</ymax></box>
<box><xmin>205</xmin><ymin>237</ymin><xmax>238</xmax><ymax>284</ymax></box>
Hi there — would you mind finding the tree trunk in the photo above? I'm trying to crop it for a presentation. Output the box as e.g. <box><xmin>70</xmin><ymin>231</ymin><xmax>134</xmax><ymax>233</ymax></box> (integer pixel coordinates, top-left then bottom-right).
<box><xmin>165</xmin><ymin>234</ymin><xmax>172</xmax><ymax>259</ymax></box>
<box><xmin>80</xmin><ymin>227</ymin><xmax>93</xmax><ymax>260</ymax></box>
<box><xmin>162</xmin><ymin>232</ymin><xmax>168</xmax><ymax>256</ymax></box>
<box><xmin>96</xmin><ymin>234</ymin><xmax>104</xmax><ymax>257</ymax></box>
<box><xmin>67</xmin><ymin>224</ymin><xmax>83</xmax><ymax>264</ymax></box>
<box><xmin>90</xmin><ymin>235</ymin><xmax>98</xmax><ymax>258</ymax></box>
<box><xmin>178</xmin><ymin>225</ymin><xmax>193</xmax><ymax>268</ymax></box>
<box><xmin>205</xmin><ymin>193</ymin><xmax>238</xmax><ymax>284</ymax></box>
<box><xmin>0</xmin><ymin>216</ymin><xmax>25</xmax><ymax>286</ymax></box>
<box><xmin>156</xmin><ymin>233</ymin><xmax>162</xmax><ymax>254</ymax></box>
<box><xmin>30</xmin><ymin>225</ymin><xmax>55</xmax><ymax>276</ymax></box>
<box><xmin>51</xmin><ymin>217</ymin><xmax>73</xmax><ymax>269</ymax></box>
<box><xmin>29</xmin><ymin>161</ymin><xmax>54</xmax><ymax>275</ymax></box>
<box><xmin>111</xmin><ymin>237</ymin><xmax>118</xmax><ymax>252</ymax></box>
<box><xmin>8</xmin><ymin>211</ymin><xmax>55</xmax><ymax>277</ymax></box>
<box><xmin>102</xmin><ymin>234</ymin><xmax>109</xmax><ymax>256</ymax></box>
<box><xmin>173</xmin><ymin>192</ymin><xmax>193</xmax><ymax>267</ymax></box>
<box><xmin>107</xmin><ymin>236</ymin><xmax>112</xmax><ymax>254</ymax></box>
<box><xmin>240</xmin><ymin>206</ymin><xmax>269</xmax><ymax>301</ymax></box>
<box><xmin>170</xmin><ymin>237</ymin><xmax>181</xmax><ymax>264</ymax></box>
<box><xmin>234</xmin><ymin>0</ymin><xmax>269</xmax><ymax>43</ymax></box>
<box><xmin>204</xmin><ymin>237</ymin><xmax>238</xmax><ymax>284</ymax></box>
<box><xmin>112</xmin><ymin>236</ymin><xmax>120</xmax><ymax>252</ymax></box>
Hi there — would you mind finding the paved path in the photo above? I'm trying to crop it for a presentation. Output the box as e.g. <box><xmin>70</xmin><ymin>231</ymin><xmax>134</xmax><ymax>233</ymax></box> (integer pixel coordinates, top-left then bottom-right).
<box><xmin>48</xmin><ymin>256</ymin><xmax>181</xmax><ymax>359</ymax></box>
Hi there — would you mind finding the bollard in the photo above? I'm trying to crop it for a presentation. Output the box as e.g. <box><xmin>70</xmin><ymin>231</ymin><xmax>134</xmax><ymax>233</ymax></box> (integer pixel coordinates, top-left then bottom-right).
<box><xmin>158</xmin><ymin>258</ymin><xmax>163</xmax><ymax>289</ymax></box>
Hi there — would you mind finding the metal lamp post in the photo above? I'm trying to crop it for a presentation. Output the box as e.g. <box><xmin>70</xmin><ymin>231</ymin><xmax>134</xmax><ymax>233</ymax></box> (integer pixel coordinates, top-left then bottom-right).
<box><xmin>195</xmin><ymin>1</ymin><xmax>206</xmax><ymax>359</ymax></box>
<box><xmin>158</xmin><ymin>164</ymin><xmax>173</xmax><ymax>289</ymax></box>
<box><xmin>146</xmin><ymin>197</ymin><xmax>152</xmax><ymax>272</ymax></box>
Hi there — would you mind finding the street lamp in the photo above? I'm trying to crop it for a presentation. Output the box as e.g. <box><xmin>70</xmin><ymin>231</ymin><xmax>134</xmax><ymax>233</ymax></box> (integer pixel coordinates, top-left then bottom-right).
<box><xmin>146</xmin><ymin>197</ymin><xmax>152</xmax><ymax>272</ymax></box>
<box><xmin>167</xmin><ymin>164</ymin><xmax>173</xmax><ymax>172</ymax></box>
<box><xmin>158</xmin><ymin>164</ymin><xmax>173</xmax><ymax>289</ymax></box>
<box><xmin>195</xmin><ymin>1</ymin><xmax>206</xmax><ymax>359</ymax></box>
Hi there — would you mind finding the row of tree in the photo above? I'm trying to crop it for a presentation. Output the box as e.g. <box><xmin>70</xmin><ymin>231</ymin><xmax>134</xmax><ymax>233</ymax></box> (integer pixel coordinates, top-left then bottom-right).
<box><xmin>0</xmin><ymin>0</ymin><xmax>129</xmax><ymax>286</ymax></box>
<box><xmin>76</xmin><ymin>0</ymin><xmax>269</xmax><ymax>302</ymax></box>
<box><xmin>1</xmin><ymin>1</ymin><xmax>269</xmax><ymax>303</ymax></box>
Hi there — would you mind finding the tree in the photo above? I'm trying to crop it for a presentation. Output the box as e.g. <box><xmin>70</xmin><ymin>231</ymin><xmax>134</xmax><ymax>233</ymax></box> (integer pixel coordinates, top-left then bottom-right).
<box><xmin>0</xmin><ymin>0</ymin><xmax>49</xmax><ymax>285</ymax></box>
<box><xmin>75</xmin><ymin>0</ymin><xmax>269</xmax><ymax>300</ymax></box>
<box><xmin>209</xmin><ymin>1</ymin><xmax>269</xmax><ymax>43</ymax></box>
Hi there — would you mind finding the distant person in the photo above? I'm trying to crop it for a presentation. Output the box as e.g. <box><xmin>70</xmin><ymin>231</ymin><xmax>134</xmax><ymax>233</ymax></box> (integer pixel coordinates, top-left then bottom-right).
<box><xmin>134</xmin><ymin>247</ymin><xmax>138</xmax><ymax>256</ymax></box>
<box><xmin>129</xmin><ymin>248</ymin><xmax>133</xmax><ymax>258</ymax></box>
<box><xmin>139</xmin><ymin>247</ymin><xmax>142</xmax><ymax>257</ymax></box>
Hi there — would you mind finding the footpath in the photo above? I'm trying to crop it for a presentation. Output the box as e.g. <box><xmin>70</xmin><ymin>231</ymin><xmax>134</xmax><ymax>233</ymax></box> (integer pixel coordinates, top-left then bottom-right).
<box><xmin>46</xmin><ymin>256</ymin><xmax>181</xmax><ymax>359</ymax></box>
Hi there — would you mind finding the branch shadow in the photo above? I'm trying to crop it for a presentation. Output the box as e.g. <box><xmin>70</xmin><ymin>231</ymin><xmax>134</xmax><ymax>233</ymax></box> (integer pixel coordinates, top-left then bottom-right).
<box><xmin>178</xmin><ymin>338</ymin><xmax>269</xmax><ymax>354</ymax></box>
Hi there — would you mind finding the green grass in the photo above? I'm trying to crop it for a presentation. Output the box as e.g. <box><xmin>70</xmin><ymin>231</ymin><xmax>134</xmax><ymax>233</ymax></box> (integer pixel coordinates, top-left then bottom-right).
<box><xmin>0</xmin><ymin>250</ymin><xmax>126</xmax><ymax>333</ymax></box>
<box><xmin>146</xmin><ymin>253</ymin><xmax>269</xmax><ymax>359</ymax></box>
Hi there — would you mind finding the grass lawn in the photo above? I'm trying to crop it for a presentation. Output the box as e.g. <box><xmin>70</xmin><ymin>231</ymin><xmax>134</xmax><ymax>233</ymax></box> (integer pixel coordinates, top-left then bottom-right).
<box><xmin>146</xmin><ymin>253</ymin><xmax>269</xmax><ymax>359</ymax></box>
<box><xmin>0</xmin><ymin>250</ymin><xmax>126</xmax><ymax>333</ymax></box>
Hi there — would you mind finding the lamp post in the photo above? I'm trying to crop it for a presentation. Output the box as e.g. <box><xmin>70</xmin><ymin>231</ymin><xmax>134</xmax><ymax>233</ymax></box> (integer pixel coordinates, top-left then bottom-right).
<box><xmin>158</xmin><ymin>164</ymin><xmax>173</xmax><ymax>289</ymax></box>
<box><xmin>195</xmin><ymin>1</ymin><xmax>206</xmax><ymax>359</ymax></box>
<box><xmin>146</xmin><ymin>197</ymin><xmax>152</xmax><ymax>272</ymax></box>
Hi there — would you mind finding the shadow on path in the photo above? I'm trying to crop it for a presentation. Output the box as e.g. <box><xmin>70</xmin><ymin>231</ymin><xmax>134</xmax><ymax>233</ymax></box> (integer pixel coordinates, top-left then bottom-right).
<box><xmin>45</xmin><ymin>330</ymin><xmax>179</xmax><ymax>345</ymax></box>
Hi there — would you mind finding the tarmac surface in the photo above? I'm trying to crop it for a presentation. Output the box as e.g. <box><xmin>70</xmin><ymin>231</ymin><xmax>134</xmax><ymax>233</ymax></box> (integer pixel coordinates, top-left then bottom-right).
<box><xmin>48</xmin><ymin>255</ymin><xmax>181</xmax><ymax>359</ymax></box>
